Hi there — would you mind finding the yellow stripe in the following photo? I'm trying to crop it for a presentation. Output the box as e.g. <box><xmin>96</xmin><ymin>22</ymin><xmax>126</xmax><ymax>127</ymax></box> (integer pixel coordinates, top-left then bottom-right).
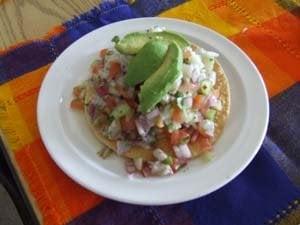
<box><xmin>159</xmin><ymin>0</ymin><xmax>240</xmax><ymax>37</ymax></box>
<box><xmin>0</xmin><ymin>84</ymin><xmax>33</xmax><ymax>152</ymax></box>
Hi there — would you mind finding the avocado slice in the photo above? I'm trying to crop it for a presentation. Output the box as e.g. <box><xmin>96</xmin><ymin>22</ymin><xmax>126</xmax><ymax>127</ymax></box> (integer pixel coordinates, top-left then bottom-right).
<box><xmin>124</xmin><ymin>40</ymin><xmax>168</xmax><ymax>87</ymax></box>
<box><xmin>114</xmin><ymin>31</ymin><xmax>189</xmax><ymax>55</ymax></box>
<box><xmin>139</xmin><ymin>42</ymin><xmax>183</xmax><ymax>113</ymax></box>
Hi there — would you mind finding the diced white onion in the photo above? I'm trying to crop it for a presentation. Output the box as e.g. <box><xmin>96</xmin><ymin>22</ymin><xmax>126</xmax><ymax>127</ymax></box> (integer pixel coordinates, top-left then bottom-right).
<box><xmin>135</xmin><ymin>116</ymin><xmax>152</xmax><ymax>137</ymax></box>
<box><xmin>199</xmin><ymin>48</ymin><xmax>219</xmax><ymax>58</ymax></box>
<box><xmin>212</xmin><ymin>100</ymin><xmax>223</xmax><ymax>111</ymax></box>
<box><xmin>201</xmin><ymin>119</ymin><xmax>215</xmax><ymax>136</ymax></box>
<box><xmin>133</xmin><ymin>158</ymin><xmax>143</xmax><ymax>171</ymax></box>
<box><xmin>153</xmin><ymin>148</ymin><xmax>168</xmax><ymax>161</ymax></box>
<box><xmin>173</xmin><ymin>144</ymin><xmax>192</xmax><ymax>159</ymax></box>
<box><xmin>149</xmin><ymin>26</ymin><xmax>166</xmax><ymax>32</ymax></box>
<box><xmin>107</xmin><ymin>120</ymin><xmax>121</xmax><ymax>139</ymax></box>
<box><xmin>151</xmin><ymin>162</ymin><xmax>173</xmax><ymax>176</ymax></box>
<box><xmin>146</xmin><ymin>108</ymin><xmax>160</xmax><ymax>120</ymax></box>
<box><xmin>182</xmin><ymin>96</ymin><xmax>193</xmax><ymax>109</ymax></box>
<box><xmin>207</xmin><ymin>70</ymin><xmax>216</xmax><ymax>85</ymax></box>
<box><xmin>191</xmin><ymin>53</ymin><xmax>204</xmax><ymax>67</ymax></box>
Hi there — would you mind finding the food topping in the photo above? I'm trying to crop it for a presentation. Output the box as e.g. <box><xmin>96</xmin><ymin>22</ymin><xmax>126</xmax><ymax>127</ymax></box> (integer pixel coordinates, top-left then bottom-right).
<box><xmin>71</xmin><ymin>28</ymin><xmax>223</xmax><ymax>177</ymax></box>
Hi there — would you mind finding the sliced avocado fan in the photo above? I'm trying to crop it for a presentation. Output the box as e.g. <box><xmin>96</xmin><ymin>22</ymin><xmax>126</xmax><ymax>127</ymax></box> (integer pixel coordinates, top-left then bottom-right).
<box><xmin>139</xmin><ymin>42</ymin><xmax>183</xmax><ymax>113</ymax></box>
<box><xmin>114</xmin><ymin>31</ymin><xmax>189</xmax><ymax>55</ymax></box>
<box><xmin>124</xmin><ymin>40</ymin><xmax>168</xmax><ymax>87</ymax></box>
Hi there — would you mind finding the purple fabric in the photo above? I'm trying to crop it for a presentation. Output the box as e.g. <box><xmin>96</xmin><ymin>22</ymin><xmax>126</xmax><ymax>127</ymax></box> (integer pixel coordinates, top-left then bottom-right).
<box><xmin>131</xmin><ymin>0</ymin><xmax>185</xmax><ymax>17</ymax></box>
<box><xmin>0</xmin><ymin>0</ymin><xmax>186</xmax><ymax>85</ymax></box>
<box><xmin>70</xmin><ymin>202</ymin><xmax>194</xmax><ymax>225</ymax></box>
<box><xmin>0</xmin><ymin>0</ymin><xmax>136</xmax><ymax>84</ymax></box>
<box><xmin>268</xmin><ymin>83</ymin><xmax>300</xmax><ymax>166</ymax></box>
<box><xmin>68</xmin><ymin>145</ymin><xmax>300</xmax><ymax>225</ymax></box>
<box><xmin>0</xmin><ymin>41</ymin><xmax>56</xmax><ymax>83</ymax></box>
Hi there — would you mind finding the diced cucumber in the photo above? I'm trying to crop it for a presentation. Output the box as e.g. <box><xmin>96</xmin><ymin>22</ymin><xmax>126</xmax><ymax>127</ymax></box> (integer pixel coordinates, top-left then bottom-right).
<box><xmin>199</xmin><ymin>80</ymin><xmax>212</xmax><ymax>95</ymax></box>
<box><xmin>112</xmin><ymin>103</ymin><xmax>131</xmax><ymax>119</ymax></box>
<box><xmin>202</xmin><ymin>55</ymin><xmax>215</xmax><ymax>71</ymax></box>
<box><xmin>205</xmin><ymin>109</ymin><xmax>217</xmax><ymax>121</ymax></box>
<box><xmin>162</xmin><ymin>156</ymin><xmax>173</xmax><ymax>165</ymax></box>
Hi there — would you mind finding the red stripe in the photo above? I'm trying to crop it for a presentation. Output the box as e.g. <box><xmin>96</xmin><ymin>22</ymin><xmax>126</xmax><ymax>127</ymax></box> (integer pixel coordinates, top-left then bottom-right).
<box><xmin>237</xmin><ymin>11</ymin><xmax>300</xmax><ymax>81</ymax></box>
<box><xmin>15</xmin><ymin>138</ymin><xmax>103</xmax><ymax>225</ymax></box>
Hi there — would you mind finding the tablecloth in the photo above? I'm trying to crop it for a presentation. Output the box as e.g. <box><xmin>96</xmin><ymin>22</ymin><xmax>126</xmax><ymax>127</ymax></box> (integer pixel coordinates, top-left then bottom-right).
<box><xmin>0</xmin><ymin>0</ymin><xmax>299</xmax><ymax>224</ymax></box>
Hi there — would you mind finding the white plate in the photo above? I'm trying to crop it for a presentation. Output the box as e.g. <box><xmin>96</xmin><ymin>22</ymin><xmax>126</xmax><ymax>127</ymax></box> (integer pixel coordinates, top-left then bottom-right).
<box><xmin>37</xmin><ymin>18</ymin><xmax>269</xmax><ymax>205</ymax></box>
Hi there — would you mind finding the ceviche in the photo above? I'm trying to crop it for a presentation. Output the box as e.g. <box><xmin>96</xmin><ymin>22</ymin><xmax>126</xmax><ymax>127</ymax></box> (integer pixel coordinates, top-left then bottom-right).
<box><xmin>70</xmin><ymin>27</ymin><xmax>230</xmax><ymax>177</ymax></box>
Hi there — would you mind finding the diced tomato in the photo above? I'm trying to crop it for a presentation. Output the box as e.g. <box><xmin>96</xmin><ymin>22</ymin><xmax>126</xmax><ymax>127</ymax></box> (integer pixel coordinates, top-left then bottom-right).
<box><xmin>120</xmin><ymin>115</ymin><xmax>136</xmax><ymax>131</ymax></box>
<box><xmin>156</xmin><ymin>134</ymin><xmax>173</xmax><ymax>152</ymax></box>
<box><xmin>190</xmin><ymin>130</ymin><xmax>200</xmax><ymax>143</ymax></box>
<box><xmin>172</xmin><ymin>106</ymin><xmax>184</xmax><ymax>123</ymax></box>
<box><xmin>198</xmin><ymin>127</ymin><xmax>212</xmax><ymax>138</ymax></box>
<box><xmin>170</xmin><ymin>131</ymin><xmax>180</xmax><ymax>145</ymax></box>
<box><xmin>193</xmin><ymin>95</ymin><xmax>204</xmax><ymax>109</ymax></box>
<box><xmin>125</xmin><ymin>98</ymin><xmax>138</xmax><ymax>109</ymax></box>
<box><xmin>189</xmin><ymin>136</ymin><xmax>212</xmax><ymax>154</ymax></box>
<box><xmin>200</xmin><ymin>106</ymin><xmax>209</xmax><ymax>115</ymax></box>
<box><xmin>96</xmin><ymin>85</ymin><xmax>109</xmax><ymax>96</ymax></box>
<box><xmin>109</xmin><ymin>61</ymin><xmax>122</xmax><ymax>79</ymax></box>
<box><xmin>91</xmin><ymin>60</ymin><xmax>104</xmax><ymax>76</ymax></box>
<box><xmin>197</xmin><ymin>124</ymin><xmax>213</xmax><ymax>138</ymax></box>
<box><xmin>170</xmin><ymin>130</ymin><xmax>190</xmax><ymax>145</ymax></box>
<box><xmin>198</xmin><ymin>136</ymin><xmax>212</xmax><ymax>151</ymax></box>
<box><xmin>99</xmin><ymin>48</ymin><xmax>108</xmax><ymax>58</ymax></box>
<box><xmin>193</xmin><ymin>95</ymin><xmax>209</xmax><ymax>114</ymax></box>
<box><xmin>104</xmin><ymin>95</ymin><xmax>117</xmax><ymax>109</ymax></box>
<box><xmin>73</xmin><ymin>86</ymin><xmax>82</xmax><ymax>98</ymax></box>
<box><xmin>70</xmin><ymin>99</ymin><xmax>84</xmax><ymax>110</ymax></box>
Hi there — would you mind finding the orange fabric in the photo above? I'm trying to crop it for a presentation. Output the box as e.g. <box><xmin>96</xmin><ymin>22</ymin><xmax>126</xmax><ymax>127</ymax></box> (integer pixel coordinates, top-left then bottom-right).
<box><xmin>9</xmin><ymin>65</ymin><xmax>50</xmax><ymax>141</ymax></box>
<box><xmin>205</xmin><ymin>0</ymin><xmax>285</xmax><ymax>30</ymax></box>
<box><xmin>0</xmin><ymin>65</ymin><xmax>102</xmax><ymax>225</ymax></box>
<box><xmin>159</xmin><ymin>0</ymin><xmax>240</xmax><ymax>36</ymax></box>
<box><xmin>15</xmin><ymin>139</ymin><xmax>102</xmax><ymax>225</ymax></box>
<box><xmin>228</xmin><ymin>0</ymin><xmax>285</xmax><ymax>23</ymax></box>
<box><xmin>161</xmin><ymin>0</ymin><xmax>298</xmax><ymax>96</ymax></box>
<box><xmin>241</xmin><ymin>11</ymin><xmax>300</xmax><ymax>81</ymax></box>
<box><xmin>44</xmin><ymin>25</ymin><xmax>66</xmax><ymax>39</ymax></box>
<box><xmin>230</xmin><ymin>34</ymin><xmax>296</xmax><ymax>97</ymax></box>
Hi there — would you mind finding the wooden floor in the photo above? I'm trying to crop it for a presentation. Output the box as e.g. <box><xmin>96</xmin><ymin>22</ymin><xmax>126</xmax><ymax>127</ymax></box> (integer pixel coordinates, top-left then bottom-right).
<box><xmin>0</xmin><ymin>0</ymin><xmax>101</xmax><ymax>49</ymax></box>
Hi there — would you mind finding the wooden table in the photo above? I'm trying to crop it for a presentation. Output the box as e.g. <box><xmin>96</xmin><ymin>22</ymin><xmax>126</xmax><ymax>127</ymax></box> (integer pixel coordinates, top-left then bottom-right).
<box><xmin>0</xmin><ymin>0</ymin><xmax>101</xmax><ymax>49</ymax></box>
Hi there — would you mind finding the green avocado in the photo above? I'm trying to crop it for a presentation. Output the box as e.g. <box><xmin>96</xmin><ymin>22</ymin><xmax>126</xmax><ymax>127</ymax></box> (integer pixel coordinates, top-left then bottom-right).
<box><xmin>124</xmin><ymin>40</ymin><xmax>168</xmax><ymax>87</ymax></box>
<box><xmin>139</xmin><ymin>42</ymin><xmax>183</xmax><ymax>113</ymax></box>
<box><xmin>114</xmin><ymin>31</ymin><xmax>189</xmax><ymax>55</ymax></box>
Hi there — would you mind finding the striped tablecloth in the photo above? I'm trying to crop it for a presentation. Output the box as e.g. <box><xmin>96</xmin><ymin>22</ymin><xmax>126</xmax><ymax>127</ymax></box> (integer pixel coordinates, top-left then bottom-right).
<box><xmin>0</xmin><ymin>0</ymin><xmax>299</xmax><ymax>224</ymax></box>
